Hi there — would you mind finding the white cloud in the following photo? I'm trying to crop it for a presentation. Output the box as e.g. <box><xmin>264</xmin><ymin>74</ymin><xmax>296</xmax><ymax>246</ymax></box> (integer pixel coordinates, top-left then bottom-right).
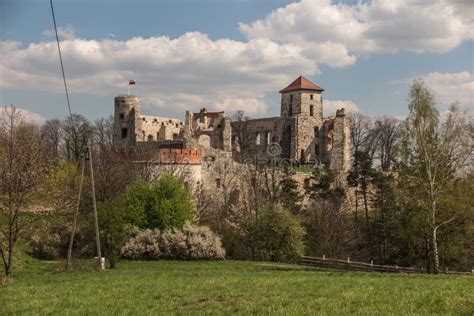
<box><xmin>1</xmin><ymin>106</ymin><xmax>47</xmax><ymax>124</ymax></box>
<box><xmin>42</xmin><ymin>25</ymin><xmax>76</xmax><ymax>40</ymax></box>
<box><xmin>0</xmin><ymin>33</ymin><xmax>316</xmax><ymax>117</ymax></box>
<box><xmin>240</xmin><ymin>0</ymin><xmax>474</xmax><ymax>67</ymax></box>
<box><xmin>324</xmin><ymin>99</ymin><xmax>360</xmax><ymax>116</ymax></box>
<box><xmin>419</xmin><ymin>71</ymin><xmax>473</xmax><ymax>109</ymax></box>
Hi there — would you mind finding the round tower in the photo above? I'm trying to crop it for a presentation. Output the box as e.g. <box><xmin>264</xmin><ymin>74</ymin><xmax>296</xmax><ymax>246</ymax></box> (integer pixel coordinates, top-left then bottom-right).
<box><xmin>113</xmin><ymin>95</ymin><xmax>141</xmax><ymax>148</ymax></box>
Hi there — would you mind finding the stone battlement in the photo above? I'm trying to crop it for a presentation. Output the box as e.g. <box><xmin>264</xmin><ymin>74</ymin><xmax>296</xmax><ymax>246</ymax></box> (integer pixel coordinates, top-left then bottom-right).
<box><xmin>133</xmin><ymin>148</ymin><xmax>202</xmax><ymax>165</ymax></box>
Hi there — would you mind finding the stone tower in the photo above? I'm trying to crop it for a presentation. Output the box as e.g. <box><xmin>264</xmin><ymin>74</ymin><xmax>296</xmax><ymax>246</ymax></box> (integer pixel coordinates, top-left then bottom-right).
<box><xmin>113</xmin><ymin>95</ymin><xmax>142</xmax><ymax>148</ymax></box>
<box><xmin>279</xmin><ymin>76</ymin><xmax>324</xmax><ymax>161</ymax></box>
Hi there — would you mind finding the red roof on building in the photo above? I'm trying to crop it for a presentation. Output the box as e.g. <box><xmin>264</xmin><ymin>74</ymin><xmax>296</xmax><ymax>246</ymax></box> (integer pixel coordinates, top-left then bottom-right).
<box><xmin>279</xmin><ymin>75</ymin><xmax>324</xmax><ymax>93</ymax></box>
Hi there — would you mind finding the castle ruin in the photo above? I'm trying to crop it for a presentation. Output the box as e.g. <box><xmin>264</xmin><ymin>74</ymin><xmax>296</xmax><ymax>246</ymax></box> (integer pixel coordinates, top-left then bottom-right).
<box><xmin>113</xmin><ymin>76</ymin><xmax>351</xmax><ymax>183</ymax></box>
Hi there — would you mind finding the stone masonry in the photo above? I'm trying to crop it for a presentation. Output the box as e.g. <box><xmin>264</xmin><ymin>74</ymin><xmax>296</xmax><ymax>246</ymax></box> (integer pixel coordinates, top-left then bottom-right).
<box><xmin>113</xmin><ymin>75</ymin><xmax>352</xmax><ymax>184</ymax></box>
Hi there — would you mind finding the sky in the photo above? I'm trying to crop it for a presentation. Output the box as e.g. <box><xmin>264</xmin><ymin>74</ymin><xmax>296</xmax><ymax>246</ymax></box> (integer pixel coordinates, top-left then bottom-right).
<box><xmin>0</xmin><ymin>0</ymin><xmax>473</xmax><ymax>123</ymax></box>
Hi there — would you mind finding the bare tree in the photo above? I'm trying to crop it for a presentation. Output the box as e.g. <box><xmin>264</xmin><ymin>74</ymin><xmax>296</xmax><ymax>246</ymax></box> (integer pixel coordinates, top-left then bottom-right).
<box><xmin>0</xmin><ymin>106</ymin><xmax>46</xmax><ymax>281</ymax></box>
<box><xmin>373</xmin><ymin>117</ymin><xmax>401</xmax><ymax>171</ymax></box>
<box><xmin>93</xmin><ymin>116</ymin><xmax>114</xmax><ymax>150</ymax></box>
<box><xmin>41</xmin><ymin>118</ymin><xmax>63</xmax><ymax>163</ymax></box>
<box><xmin>230</xmin><ymin>110</ymin><xmax>253</xmax><ymax>160</ymax></box>
<box><xmin>62</xmin><ymin>113</ymin><xmax>92</xmax><ymax>162</ymax></box>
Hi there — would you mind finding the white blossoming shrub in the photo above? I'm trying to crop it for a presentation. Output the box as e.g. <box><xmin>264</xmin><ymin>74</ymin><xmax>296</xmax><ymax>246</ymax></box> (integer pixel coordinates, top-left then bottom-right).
<box><xmin>121</xmin><ymin>229</ymin><xmax>161</xmax><ymax>259</ymax></box>
<box><xmin>121</xmin><ymin>223</ymin><xmax>225</xmax><ymax>260</ymax></box>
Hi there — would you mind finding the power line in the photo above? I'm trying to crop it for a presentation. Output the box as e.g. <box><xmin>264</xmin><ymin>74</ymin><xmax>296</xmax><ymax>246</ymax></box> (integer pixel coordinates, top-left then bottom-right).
<box><xmin>50</xmin><ymin>0</ymin><xmax>72</xmax><ymax>116</ymax></box>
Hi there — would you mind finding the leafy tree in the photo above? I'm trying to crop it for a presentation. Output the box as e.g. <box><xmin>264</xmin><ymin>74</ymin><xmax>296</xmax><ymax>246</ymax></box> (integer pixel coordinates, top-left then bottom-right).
<box><xmin>120</xmin><ymin>174</ymin><xmax>195</xmax><ymax>230</ymax></box>
<box><xmin>248</xmin><ymin>204</ymin><xmax>305</xmax><ymax>262</ymax></box>
<box><xmin>95</xmin><ymin>202</ymin><xmax>132</xmax><ymax>268</ymax></box>
<box><xmin>399</xmin><ymin>79</ymin><xmax>473</xmax><ymax>273</ymax></box>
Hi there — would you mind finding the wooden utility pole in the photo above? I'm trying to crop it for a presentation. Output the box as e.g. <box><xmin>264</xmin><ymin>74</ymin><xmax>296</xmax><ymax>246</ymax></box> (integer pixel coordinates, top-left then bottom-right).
<box><xmin>88</xmin><ymin>146</ymin><xmax>103</xmax><ymax>270</ymax></box>
<box><xmin>65</xmin><ymin>156</ymin><xmax>85</xmax><ymax>271</ymax></box>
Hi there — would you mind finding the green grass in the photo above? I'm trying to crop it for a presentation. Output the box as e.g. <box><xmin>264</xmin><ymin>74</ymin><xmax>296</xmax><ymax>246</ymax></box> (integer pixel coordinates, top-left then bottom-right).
<box><xmin>1</xmin><ymin>258</ymin><xmax>473</xmax><ymax>315</ymax></box>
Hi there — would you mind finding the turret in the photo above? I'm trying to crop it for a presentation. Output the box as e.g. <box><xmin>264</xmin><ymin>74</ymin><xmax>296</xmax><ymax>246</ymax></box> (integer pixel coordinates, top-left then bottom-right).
<box><xmin>113</xmin><ymin>95</ymin><xmax>141</xmax><ymax>148</ymax></box>
<box><xmin>279</xmin><ymin>75</ymin><xmax>324</xmax><ymax>161</ymax></box>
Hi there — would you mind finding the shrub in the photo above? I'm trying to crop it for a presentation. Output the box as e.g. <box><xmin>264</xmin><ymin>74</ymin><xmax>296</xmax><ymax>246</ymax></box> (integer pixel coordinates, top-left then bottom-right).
<box><xmin>121</xmin><ymin>223</ymin><xmax>225</xmax><ymax>260</ymax></box>
<box><xmin>248</xmin><ymin>204</ymin><xmax>305</xmax><ymax>262</ymax></box>
<box><xmin>119</xmin><ymin>174</ymin><xmax>195</xmax><ymax>230</ymax></box>
<box><xmin>121</xmin><ymin>229</ymin><xmax>161</xmax><ymax>259</ymax></box>
<box><xmin>30</xmin><ymin>229</ymin><xmax>63</xmax><ymax>260</ymax></box>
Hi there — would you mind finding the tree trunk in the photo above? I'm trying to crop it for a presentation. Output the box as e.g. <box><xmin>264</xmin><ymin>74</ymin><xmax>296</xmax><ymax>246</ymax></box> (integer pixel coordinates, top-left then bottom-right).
<box><xmin>432</xmin><ymin>227</ymin><xmax>440</xmax><ymax>274</ymax></box>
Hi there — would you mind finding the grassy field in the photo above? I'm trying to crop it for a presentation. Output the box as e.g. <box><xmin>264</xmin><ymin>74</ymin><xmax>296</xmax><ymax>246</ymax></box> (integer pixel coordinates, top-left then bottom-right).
<box><xmin>1</xmin><ymin>257</ymin><xmax>473</xmax><ymax>315</ymax></box>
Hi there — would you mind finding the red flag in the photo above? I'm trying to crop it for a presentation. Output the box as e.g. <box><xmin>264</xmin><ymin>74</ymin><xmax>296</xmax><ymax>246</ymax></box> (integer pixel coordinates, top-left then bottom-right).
<box><xmin>129</xmin><ymin>80</ymin><xmax>136</xmax><ymax>85</ymax></box>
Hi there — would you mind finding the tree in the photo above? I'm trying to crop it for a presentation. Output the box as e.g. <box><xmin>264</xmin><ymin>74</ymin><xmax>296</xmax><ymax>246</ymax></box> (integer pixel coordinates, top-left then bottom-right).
<box><xmin>0</xmin><ymin>107</ymin><xmax>46</xmax><ymax>280</ymax></box>
<box><xmin>119</xmin><ymin>174</ymin><xmax>195</xmax><ymax>230</ymax></box>
<box><xmin>62</xmin><ymin>113</ymin><xmax>92</xmax><ymax>162</ymax></box>
<box><xmin>41</xmin><ymin>118</ymin><xmax>63</xmax><ymax>163</ymax></box>
<box><xmin>304</xmin><ymin>166</ymin><xmax>351</xmax><ymax>258</ymax></box>
<box><xmin>372</xmin><ymin>117</ymin><xmax>401</xmax><ymax>171</ymax></box>
<box><xmin>399</xmin><ymin>79</ymin><xmax>473</xmax><ymax>273</ymax></box>
<box><xmin>278</xmin><ymin>168</ymin><xmax>303</xmax><ymax>214</ymax></box>
<box><xmin>247</xmin><ymin>204</ymin><xmax>305</xmax><ymax>262</ymax></box>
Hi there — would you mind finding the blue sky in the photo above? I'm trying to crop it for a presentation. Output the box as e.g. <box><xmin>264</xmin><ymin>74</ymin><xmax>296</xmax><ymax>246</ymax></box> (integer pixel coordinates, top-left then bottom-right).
<box><xmin>0</xmin><ymin>0</ymin><xmax>473</xmax><ymax>122</ymax></box>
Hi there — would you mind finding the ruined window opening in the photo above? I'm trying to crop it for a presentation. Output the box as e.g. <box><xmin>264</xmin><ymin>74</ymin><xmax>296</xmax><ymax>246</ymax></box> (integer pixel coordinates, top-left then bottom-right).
<box><xmin>300</xmin><ymin>149</ymin><xmax>305</xmax><ymax>160</ymax></box>
<box><xmin>119</xmin><ymin>113</ymin><xmax>124</xmax><ymax>119</ymax></box>
<box><xmin>153</xmin><ymin>118</ymin><xmax>158</xmax><ymax>123</ymax></box>
<box><xmin>310</xmin><ymin>94</ymin><xmax>313</xmax><ymax>100</ymax></box>
<box><xmin>256</xmin><ymin>133</ymin><xmax>261</xmax><ymax>145</ymax></box>
<box><xmin>288</xmin><ymin>104</ymin><xmax>292</xmax><ymax>116</ymax></box>
<box><xmin>310</xmin><ymin>105</ymin><xmax>314</xmax><ymax>117</ymax></box>
<box><xmin>142</xmin><ymin>117</ymin><xmax>146</xmax><ymax>121</ymax></box>
<box><xmin>147</xmin><ymin>135</ymin><xmax>153</xmax><ymax>141</ymax></box>
<box><xmin>290</xmin><ymin>94</ymin><xmax>293</xmax><ymax>102</ymax></box>
<box><xmin>121</xmin><ymin>128</ymin><xmax>128</xmax><ymax>139</ymax></box>
<box><xmin>314</xmin><ymin>126</ymin><xmax>319</xmax><ymax>137</ymax></box>
<box><xmin>199</xmin><ymin>117</ymin><xmax>204</xmax><ymax>123</ymax></box>
<box><xmin>161</xmin><ymin>122</ymin><xmax>164</xmax><ymax>126</ymax></box>
<box><xmin>215</xmin><ymin>178</ymin><xmax>221</xmax><ymax>188</ymax></box>
<box><xmin>176</xmin><ymin>123</ymin><xmax>179</xmax><ymax>128</ymax></box>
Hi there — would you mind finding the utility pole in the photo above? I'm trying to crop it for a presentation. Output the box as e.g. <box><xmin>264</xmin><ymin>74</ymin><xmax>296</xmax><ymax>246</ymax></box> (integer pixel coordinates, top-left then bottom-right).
<box><xmin>88</xmin><ymin>146</ymin><xmax>103</xmax><ymax>270</ymax></box>
<box><xmin>65</xmin><ymin>156</ymin><xmax>85</xmax><ymax>271</ymax></box>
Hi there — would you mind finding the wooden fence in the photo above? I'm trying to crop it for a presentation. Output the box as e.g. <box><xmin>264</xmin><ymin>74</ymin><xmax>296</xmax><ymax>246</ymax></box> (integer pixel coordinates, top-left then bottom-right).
<box><xmin>297</xmin><ymin>256</ymin><xmax>423</xmax><ymax>273</ymax></box>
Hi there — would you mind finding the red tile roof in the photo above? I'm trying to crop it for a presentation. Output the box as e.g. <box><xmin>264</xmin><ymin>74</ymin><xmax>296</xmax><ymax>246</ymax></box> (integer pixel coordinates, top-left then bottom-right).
<box><xmin>279</xmin><ymin>75</ymin><xmax>324</xmax><ymax>93</ymax></box>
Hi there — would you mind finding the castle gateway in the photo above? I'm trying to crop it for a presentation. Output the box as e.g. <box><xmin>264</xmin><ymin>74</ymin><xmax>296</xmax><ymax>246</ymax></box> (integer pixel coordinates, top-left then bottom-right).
<box><xmin>113</xmin><ymin>76</ymin><xmax>351</xmax><ymax>172</ymax></box>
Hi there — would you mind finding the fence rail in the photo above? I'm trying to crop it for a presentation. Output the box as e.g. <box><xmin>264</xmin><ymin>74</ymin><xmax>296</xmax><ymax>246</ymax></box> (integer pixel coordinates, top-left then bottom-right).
<box><xmin>297</xmin><ymin>256</ymin><xmax>423</xmax><ymax>273</ymax></box>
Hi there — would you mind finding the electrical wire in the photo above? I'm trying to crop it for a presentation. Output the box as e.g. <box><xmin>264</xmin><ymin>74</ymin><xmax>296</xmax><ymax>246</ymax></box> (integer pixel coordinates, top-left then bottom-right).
<box><xmin>50</xmin><ymin>0</ymin><xmax>72</xmax><ymax>116</ymax></box>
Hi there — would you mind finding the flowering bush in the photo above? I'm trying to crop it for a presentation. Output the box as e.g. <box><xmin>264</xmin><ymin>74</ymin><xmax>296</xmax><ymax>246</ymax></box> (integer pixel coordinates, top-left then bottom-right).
<box><xmin>121</xmin><ymin>229</ymin><xmax>161</xmax><ymax>259</ymax></box>
<box><xmin>121</xmin><ymin>223</ymin><xmax>225</xmax><ymax>260</ymax></box>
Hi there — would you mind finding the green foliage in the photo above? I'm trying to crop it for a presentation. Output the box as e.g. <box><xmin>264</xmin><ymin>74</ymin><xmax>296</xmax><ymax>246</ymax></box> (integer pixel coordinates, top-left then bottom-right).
<box><xmin>248</xmin><ymin>204</ymin><xmax>305</xmax><ymax>262</ymax></box>
<box><xmin>306</xmin><ymin>166</ymin><xmax>345</xmax><ymax>200</ymax></box>
<box><xmin>278</xmin><ymin>168</ymin><xmax>303</xmax><ymax>214</ymax></box>
<box><xmin>119</xmin><ymin>174</ymin><xmax>195</xmax><ymax>230</ymax></box>
<box><xmin>95</xmin><ymin>202</ymin><xmax>134</xmax><ymax>268</ymax></box>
